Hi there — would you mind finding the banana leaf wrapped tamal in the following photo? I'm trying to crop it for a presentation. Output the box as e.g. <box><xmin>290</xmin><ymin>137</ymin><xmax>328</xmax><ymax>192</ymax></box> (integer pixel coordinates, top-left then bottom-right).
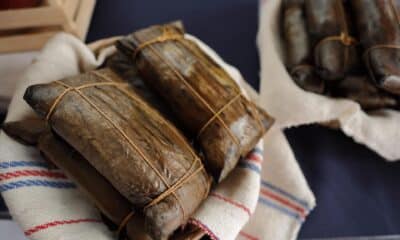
<box><xmin>106</xmin><ymin>52</ymin><xmax>180</xmax><ymax>126</ymax></box>
<box><xmin>3</xmin><ymin>119</ymin><xmax>206</xmax><ymax>240</ymax></box>
<box><xmin>117</xmin><ymin>22</ymin><xmax>274</xmax><ymax>181</ymax></box>
<box><xmin>330</xmin><ymin>75</ymin><xmax>399</xmax><ymax>110</ymax></box>
<box><xmin>22</xmin><ymin>68</ymin><xmax>211</xmax><ymax>240</ymax></box>
<box><xmin>3</xmin><ymin>119</ymin><xmax>151</xmax><ymax>240</ymax></box>
<box><xmin>351</xmin><ymin>0</ymin><xmax>400</xmax><ymax>95</ymax></box>
<box><xmin>305</xmin><ymin>0</ymin><xmax>358</xmax><ymax>82</ymax></box>
<box><xmin>39</xmin><ymin>131</ymin><xmax>152</xmax><ymax>240</ymax></box>
<box><xmin>283</xmin><ymin>0</ymin><xmax>325</xmax><ymax>93</ymax></box>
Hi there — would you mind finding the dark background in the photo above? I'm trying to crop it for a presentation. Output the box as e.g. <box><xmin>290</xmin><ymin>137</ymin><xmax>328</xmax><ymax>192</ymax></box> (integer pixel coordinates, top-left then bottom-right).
<box><xmin>1</xmin><ymin>0</ymin><xmax>400</xmax><ymax>238</ymax></box>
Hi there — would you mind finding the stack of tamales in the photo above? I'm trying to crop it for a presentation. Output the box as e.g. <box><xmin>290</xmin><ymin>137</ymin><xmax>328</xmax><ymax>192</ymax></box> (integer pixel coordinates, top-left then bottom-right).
<box><xmin>282</xmin><ymin>0</ymin><xmax>400</xmax><ymax>111</ymax></box>
<box><xmin>3</xmin><ymin>21</ymin><xmax>273</xmax><ymax>240</ymax></box>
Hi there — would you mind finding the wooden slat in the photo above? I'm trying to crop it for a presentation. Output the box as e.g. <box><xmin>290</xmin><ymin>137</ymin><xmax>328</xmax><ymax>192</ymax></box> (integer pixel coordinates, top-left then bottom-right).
<box><xmin>0</xmin><ymin>31</ymin><xmax>59</xmax><ymax>53</ymax></box>
<box><xmin>0</xmin><ymin>6</ymin><xmax>66</xmax><ymax>30</ymax></box>
<box><xmin>74</xmin><ymin>0</ymin><xmax>96</xmax><ymax>39</ymax></box>
<box><xmin>0</xmin><ymin>0</ymin><xmax>96</xmax><ymax>52</ymax></box>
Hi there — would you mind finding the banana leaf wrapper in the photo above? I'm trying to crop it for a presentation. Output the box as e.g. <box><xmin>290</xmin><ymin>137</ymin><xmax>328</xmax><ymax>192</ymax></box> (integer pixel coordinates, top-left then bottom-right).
<box><xmin>105</xmin><ymin>52</ymin><xmax>177</xmax><ymax>121</ymax></box>
<box><xmin>23</xmin><ymin>68</ymin><xmax>211</xmax><ymax>240</ymax></box>
<box><xmin>39</xmin><ymin>132</ymin><xmax>152</xmax><ymax>240</ymax></box>
<box><xmin>282</xmin><ymin>0</ymin><xmax>325</xmax><ymax>94</ymax></box>
<box><xmin>3</xmin><ymin>119</ymin><xmax>206</xmax><ymax>240</ymax></box>
<box><xmin>305</xmin><ymin>0</ymin><xmax>359</xmax><ymax>82</ymax></box>
<box><xmin>2</xmin><ymin>117</ymin><xmax>48</xmax><ymax>145</ymax></box>
<box><xmin>3</xmin><ymin>119</ymin><xmax>150</xmax><ymax>239</ymax></box>
<box><xmin>117</xmin><ymin>22</ymin><xmax>274</xmax><ymax>182</ymax></box>
<box><xmin>330</xmin><ymin>75</ymin><xmax>399</xmax><ymax>110</ymax></box>
<box><xmin>351</xmin><ymin>0</ymin><xmax>400</xmax><ymax>95</ymax></box>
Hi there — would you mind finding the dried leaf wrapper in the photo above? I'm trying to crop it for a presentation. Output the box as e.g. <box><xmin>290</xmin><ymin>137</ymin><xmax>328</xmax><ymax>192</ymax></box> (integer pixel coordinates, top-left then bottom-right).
<box><xmin>23</xmin><ymin>68</ymin><xmax>211</xmax><ymax>240</ymax></box>
<box><xmin>117</xmin><ymin>22</ymin><xmax>274</xmax><ymax>181</ymax></box>
<box><xmin>351</xmin><ymin>0</ymin><xmax>400</xmax><ymax>94</ymax></box>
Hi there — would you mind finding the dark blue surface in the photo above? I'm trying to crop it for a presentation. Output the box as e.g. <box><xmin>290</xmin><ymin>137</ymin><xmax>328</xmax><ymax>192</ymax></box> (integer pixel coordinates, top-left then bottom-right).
<box><xmin>286</xmin><ymin>126</ymin><xmax>400</xmax><ymax>238</ymax></box>
<box><xmin>87</xmin><ymin>0</ymin><xmax>400</xmax><ymax>238</ymax></box>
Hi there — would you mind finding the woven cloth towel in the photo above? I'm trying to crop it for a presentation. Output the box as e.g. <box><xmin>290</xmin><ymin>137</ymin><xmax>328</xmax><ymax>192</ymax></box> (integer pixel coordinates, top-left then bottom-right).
<box><xmin>257</xmin><ymin>0</ymin><xmax>400</xmax><ymax>161</ymax></box>
<box><xmin>0</xmin><ymin>33</ymin><xmax>315</xmax><ymax>240</ymax></box>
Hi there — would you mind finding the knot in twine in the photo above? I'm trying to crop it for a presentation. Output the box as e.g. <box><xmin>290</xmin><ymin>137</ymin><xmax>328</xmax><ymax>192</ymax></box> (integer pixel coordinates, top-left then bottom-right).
<box><xmin>339</xmin><ymin>32</ymin><xmax>357</xmax><ymax>46</ymax></box>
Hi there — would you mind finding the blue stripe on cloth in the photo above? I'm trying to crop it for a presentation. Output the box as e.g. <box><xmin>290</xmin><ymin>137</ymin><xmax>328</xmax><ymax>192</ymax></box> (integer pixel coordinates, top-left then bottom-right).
<box><xmin>259</xmin><ymin>197</ymin><xmax>304</xmax><ymax>222</ymax></box>
<box><xmin>0</xmin><ymin>179</ymin><xmax>76</xmax><ymax>193</ymax></box>
<box><xmin>261</xmin><ymin>180</ymin><xmax>310</xmax><ymax>210</ymax></box>
<box><xmin>0</xmin><ymin>161</ymin><xmax>49</xmax><ymax>169</ymax></box>
<box><xmin>251</xmin><ymin>147</ymin><xmax>263</xmax><ymax>155</ymax></box>
<box><xmin>238</xmin><ymin>162</ymin><xmax>261</xmax><ymax>174</ymax></box>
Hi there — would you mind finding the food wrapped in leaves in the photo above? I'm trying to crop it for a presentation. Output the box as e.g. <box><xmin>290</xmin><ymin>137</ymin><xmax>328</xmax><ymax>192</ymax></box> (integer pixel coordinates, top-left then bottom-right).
<box><xmin>3</xmin><ymin>119</ymin><xmax>150</xmax><ymax>239</ymax></box>
<box><xmin>2</xmin><ymin>118</ymin><xmax>48</xmax><ymax>145</ymax></box>
<box><xmin>4</xmin><ymin>119</ymin><xmax>206</xmax><ymax>240</ymax></box>
<box><xmin>283</xmin><ymin>0</ymin><xmax>325</xmax><ymax>93</ymax></box>
<box><xmin>38</xmin><ymin>131</ymin><xmax>152</xmax><ymax>240</ymax></box>
<box><xmin>305</xmin><ymin>0</ymin><xmax>358</xmax><ymax>82</ymax></box>
<box><xmin>351</xmin><ymin>0</ymin><xmax>400</xmax><ymax>95</ymax></box>
<box><xmin>106</xmin><ymin>52</ymin><xmax>180</xmax><ymax>125</ymax></box>
<box><xmin>117</xmin><ymin>22</ymin><xmax>274</xmax><ymax>181</ymax></box>
<box><xmin>23</xmin><ymin>68</ymin><xmax>211</xmax><ymax>240</ymax></box>
<box><xmin>330</xmin><ymin>75</ymin><xmax>399</xmax><ymax>110</ymax></box>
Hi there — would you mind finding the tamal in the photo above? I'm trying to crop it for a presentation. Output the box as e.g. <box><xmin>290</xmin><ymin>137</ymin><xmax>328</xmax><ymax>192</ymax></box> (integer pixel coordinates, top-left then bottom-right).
<box><xmin>23</xmin><ymin>68</ymin><xmax>211</xmax><ymax>240</ymax></box>
<box><xmin>117</xmin><ymin>22</ymin><xmax>274</xmax><ymax>181</ymax></box>
<box><xmin>305</xmin><ymin>0</ymin><xmax>358</xmax><ymax>82</ymax></box>
<box><xmin>283</xmin><ymin>0</ymin><xmax>325</xmax><ymax>94</ymax></box>
<box><xmin>351</xmin><ymin>0</ymin><xmax>400</xmax><ymax>95</ymax></box>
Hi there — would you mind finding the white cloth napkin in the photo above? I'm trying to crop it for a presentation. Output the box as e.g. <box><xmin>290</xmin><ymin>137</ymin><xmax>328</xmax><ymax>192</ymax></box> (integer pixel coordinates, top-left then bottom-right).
<box><xmin>257</xmin><ymin>0</ymin><xmax>400</xmax><ymax>161</ymax></box>
<box><xmin>0</xmin><ymin>51</ymin><xmax>38</xmax><ymax>111</ymax></box>
<box><xmin>0</xmin><ymin>33</ymin><xmax>315</xmax><ymax>240</ymax></box>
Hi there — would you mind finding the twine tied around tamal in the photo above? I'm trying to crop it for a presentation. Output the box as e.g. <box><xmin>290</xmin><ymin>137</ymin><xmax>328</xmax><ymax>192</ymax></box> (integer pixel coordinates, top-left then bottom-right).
<box><xmin>131</xmin><ymin>25</ymin><xmax>266</xmax><ymax>149</ymax></box>
<box><xmin>314</xmin><ymin>0</ymin><xmax>357</xmax><ymax>70</ymax></box>
<box><xmin>45</xmin><ymin>71</ymin><xmax>210</xmax><ymax>237</ymax></box>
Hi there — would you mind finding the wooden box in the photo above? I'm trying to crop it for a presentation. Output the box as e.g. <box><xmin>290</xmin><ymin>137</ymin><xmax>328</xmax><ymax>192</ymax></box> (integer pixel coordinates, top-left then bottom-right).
<box><xmin>0</xmin><ymin>0</ymin><xmax>96</xmax><ymax>53</ymax></box>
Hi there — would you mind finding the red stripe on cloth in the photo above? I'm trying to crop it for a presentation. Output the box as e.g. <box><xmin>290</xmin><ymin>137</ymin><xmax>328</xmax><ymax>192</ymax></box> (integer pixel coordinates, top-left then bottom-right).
<box><xmin>210</xmin><ymin>192</ymin><xmax>251</xmax><ymax>217</ymax></box>
<box><xmin>239</xmin><ymin>231</ymin><xmax>259</xmax><ymax>240</ymax></box>
<box><xmin>260</xmin><ymin>188</ymin><xmax>306</xmax><ymax>217</ymax></box>
<box><xmin>24</xmin><ymin>219</ymin><xmax>101</xmax><ymax>236</ymax></box>
<box><xmin>0</xmin><ymin>170</ymin><xmax>67</xmax><ymax>181</ymax></box>
<box><xmin>246</xmin><ymin>153</ymin><xmax>263</xmax><ymax>163</ymax></box>
<box><xmin>189</xmin><ymin>218</ymin><xmax>219</xmax><ymax>240</ymax></box>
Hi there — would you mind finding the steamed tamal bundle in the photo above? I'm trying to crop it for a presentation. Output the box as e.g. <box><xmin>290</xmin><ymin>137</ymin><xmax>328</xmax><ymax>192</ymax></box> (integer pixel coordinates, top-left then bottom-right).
<box><xmin>106</xmin><ymin>52</ymin><xmax>179</xmax><ymax>125</ymax></box>
<box><xmin>38</xmin><ymin>131</ymin><xmax>152</xmax><ymax>240</ymax></box>
<box><xmin>283</xmin><ymin>0</ymin><xmax>325</xmax><ymax>94</ymax></box>
<box><xmin>330</xmin><ymin>75</ymin><xmax>399</xmax><ymax>110</ymax></box>
<box><xmin>3</xmin><ymin>119</ymin><xmax>150</xmax><ymax>240</ymax></box>
<box><xmin>4</xmin><ymin>119</ymin><xmax>205</xmax><ymax>240</ymax></box>
<box><xmin>2</xmin><ymin>118</ymin><xmax>48</xmax><ymax>145</ymax></box>
<box><xmin>23</xmin><ymin>68</ymin><xmax>211</xmax><ymax>240</ymax></box>
<box><xmin>117</xmin><ymin>22</ymin><xmax>274</xmax><ymax>181</ymax></box>
<box><xmin>351</xmin><ymin>0</ymin><xmax>400</xmax><ymax>95</ymax></box>
<box><xmin>41</xmin><ymin>131</ymin><xmax>205</xmax><ymax>240</ymax></box>
<box><xmin>305</xmin><ymin>0</ymin><xmax>358</xmax><ymax>82</ymax></box>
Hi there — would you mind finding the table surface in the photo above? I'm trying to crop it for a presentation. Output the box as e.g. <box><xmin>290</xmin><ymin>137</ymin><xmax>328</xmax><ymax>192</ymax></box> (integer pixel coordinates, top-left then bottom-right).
<box><xmin>86</xmin><ymin>0</ymin><xmax>400</xmax><ymax>238</ymax></box>
<box><xmin>1</xmin><ymin>0</ymin><xmax>400</xmax><ymax>239</ymax></box>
